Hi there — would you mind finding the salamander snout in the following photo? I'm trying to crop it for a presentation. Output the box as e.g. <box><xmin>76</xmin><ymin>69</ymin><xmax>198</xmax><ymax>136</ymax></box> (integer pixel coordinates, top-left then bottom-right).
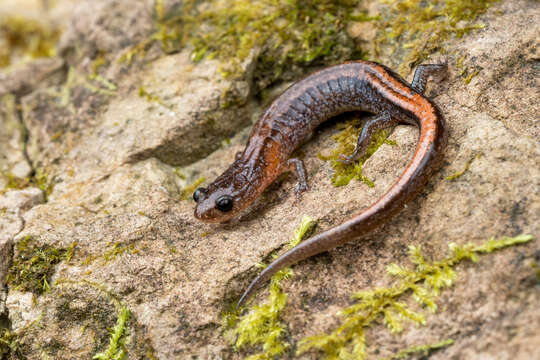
<box><xmin>193</xmin><ymin>187</ymin><xmax>238</xmax><ymax>223</ymax></box>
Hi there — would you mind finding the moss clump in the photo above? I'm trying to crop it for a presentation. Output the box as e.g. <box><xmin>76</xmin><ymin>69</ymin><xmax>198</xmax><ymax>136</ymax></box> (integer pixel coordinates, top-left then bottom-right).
<box><xmin>122</xmin><ymin>0</ymin><xmax>368</xmax><ymax>87</ymax></box>
<box><xmin>297</xmin><ymin>234</ymin><xmax>533</xmax><ymax>359</ymax></box>
<box><xmin>0</xmin><ymin>328</ymin><xmax>22</xmax><ymax>359</ymax></box>
<box><xmin>93</xmin><ymin>306</ymin><xmax>131</xmax><ymax>360</ymax></box>
<box><xmin>224</xmin><ymin>216</ymin><xmax>316</xmax><ymax>360</ymax></box>
<box><xmin>0</xmin><ymin>313</ymin><xmax>42</xmax><ymax>359</ymax></box>
<box><xmin>374</xmin><ymin>0</ymin><xmax>499</xmax><ymax>75</ymax></box>
<box><xmin>103</xmin><ymin>242</ymin><xmax>139</xmax><ymax>263</ymax></box>
<box><xmin>0</xmin><ymin>16</ymin><xmax>61</xmax><ymax>68</ymax></box>
<box><xmin>6</xmin><ymin>236</ymin><xmax>77</xmax><ymax>295</ymax></box>
<box><xmin>318</xmin><ymin>117</ymin><xmax>396</xmax><ymax>187</ymax></box>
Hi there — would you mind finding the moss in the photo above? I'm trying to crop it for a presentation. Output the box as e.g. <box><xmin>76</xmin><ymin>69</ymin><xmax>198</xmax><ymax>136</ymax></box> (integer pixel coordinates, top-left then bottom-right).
<box><xmin>92</xmin><ymin>306</ymin><xmax>131</xmax><ymax>360</ymax></box>
<box><xmin>2</xmin><ymin>167</ymin><xmax>56</xmax><ymax>198</ymax></box>
<box><xmin>224</xmin><ymin>216</ymin><xmax>316</xmax><ymax>359</ymax></box>
<box><xmin>445</xmin><ymin>154</ymin><xmax>481</xmax><ymax>181</ymax></box>
<box><xmin>90</xmin><ymin>52</ymin><xmax>107</xmax><ymax>80</ymax></box>
<box><xmin>318</xmin><ymin>117</ymin><xmax>396</xmax><ymax>187</ymax></box>
<box><xmin>462</xmin><ymin>69</ymin><xmax>480</xmax><ymax>84</ymax></box>
<box><xmin>297</xmin><ymin>234</ymin><xmax>533</xmax><ymax>359</ymax></box>
<box><xmin>2</xmin><ymin>172</ymin><xmax>31</xmax><ymax>191</ymax></box>
<box><xmin>0</xmin><ymin>16</ymin><xmax>61</xmax><ymax>68</ymax></box>
<box><xmin>181</xmin><ymin>176</ymin><xmax>206</xmax><ymax>200</ymax></box>
<box><xmin>35</xmin><ymin>168</ymin><xmax>54</xmax><ymax>201</ymax></box>
<box><xmin>138</xmin><ymin>86</ymin><xmax>168</xmax><ymax>108</ymax></box>
<box><xmin>0</xmin><ymin>328</ymin><xmax>22</xmax><ymax>359</ymax></box>
<box><xmin>531</xmin><ymin>262</ymin><xmax>540</xmax><ymax>282</ymax></box>
<box><xmin>103</xmin><ymin>242</ymin><xmax>139</xmax><ymax>263</ymax></box>
<box><xmin>0</xmin><ymin>313</ymin><xmax>42</xmax><ymax>359</ymax></box>
<box><xmin>55</xmin><ymin>279</ymin><xmax>133</xmax><ymax>360</ymax></box>
<box><xmin>456</xmin><ymin>56</ymin><xmax>481</xmax><ymax>84</ymax></box>
<box><xmin>373</xmin><ymin>0</ymin><xmax>499</xmax><ymax>75</ymax></box>
<box><xmin>51</xmin><ymin>67</ymin><xmax>116</xmax><ymax>112</ymax></box>
<box><xmin>6</xmin><ymin>236</ymin><xmax>77</xmax><ymax>295</ymax></box>
<box><xmin>122</xmin><ymin>0</ymin><xmax>368</xmax><ymax>86</ymax></box>
<box><xmin>381</xmin><ymin>338</ymin><xmax>454</xmax><ymax>360</ymax></box>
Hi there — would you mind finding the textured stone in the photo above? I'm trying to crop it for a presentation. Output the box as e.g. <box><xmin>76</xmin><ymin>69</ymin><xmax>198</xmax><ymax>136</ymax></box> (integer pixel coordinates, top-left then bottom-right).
<box><xmin>0</xmin><ymin>0</ymin><xmax>538</xmax><ymax>359</ymax></box>
<box><xmin>0</xmin><ymin>58</ymin><xmax>65</xmax><ymax>97</ymax></box>
<box><xmin>0</xmin><ymin>188</ymin><xmax>44</xmax><ymax>283</ymax></box>
<box><xmin>0</xmin><ymin>95</ymin><xmax>32</xmax><ymax>189</ymax></box>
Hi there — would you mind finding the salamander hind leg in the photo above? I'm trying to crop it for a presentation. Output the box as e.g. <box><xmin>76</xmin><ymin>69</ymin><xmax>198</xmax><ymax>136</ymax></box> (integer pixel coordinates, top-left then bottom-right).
<box><xmin>338</xmin><ymin>111</ymin><xmax>397</xmax><ymax>165</ymax></box>
<box><xmin>286</xmin><ymin>158</ymin><xmax>309</xmax><ymax>195</ymax></box>
<box><xmin>411</xmin><ymin>61</ymin><xmax>448</xmax><ymax>94</ymax></box>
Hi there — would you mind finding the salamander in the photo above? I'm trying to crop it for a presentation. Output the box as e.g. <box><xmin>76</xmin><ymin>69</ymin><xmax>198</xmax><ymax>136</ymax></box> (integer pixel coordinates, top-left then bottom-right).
<box><xmin>192</xmin><ymin>60</ymin><xmax>448</xmax><ymax>308</ymax></box>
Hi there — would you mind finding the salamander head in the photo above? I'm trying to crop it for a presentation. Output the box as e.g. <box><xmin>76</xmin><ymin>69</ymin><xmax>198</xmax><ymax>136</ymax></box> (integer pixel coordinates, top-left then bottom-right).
<box><xmin>193</xmin><ymin>163</ymin><xmax>257</xmax><ymax>223</ymax></box>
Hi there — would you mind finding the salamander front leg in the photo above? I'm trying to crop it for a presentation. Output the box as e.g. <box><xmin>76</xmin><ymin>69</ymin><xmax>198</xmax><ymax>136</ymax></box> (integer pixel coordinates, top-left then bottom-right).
<box><xmin>338</xmin><ymin>111</ymin><xmax>397</xmax><ymax>165</ymax></box>
<box><xmin>411</xmin><ymin>62</ymin><xmax>448</xmax><ymax>94</ymax></box>
<box><xmin>286</xmin><ymin>158</ymin><xmax>309</xmax><ymax>195</ymax></box>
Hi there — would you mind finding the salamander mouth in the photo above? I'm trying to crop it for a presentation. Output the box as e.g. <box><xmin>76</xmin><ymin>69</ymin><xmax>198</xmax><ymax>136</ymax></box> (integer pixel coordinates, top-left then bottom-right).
<box><xmin>194</xmin><ymin>206</ymin><xmax>237</xmax><ymax>224</ymax></box>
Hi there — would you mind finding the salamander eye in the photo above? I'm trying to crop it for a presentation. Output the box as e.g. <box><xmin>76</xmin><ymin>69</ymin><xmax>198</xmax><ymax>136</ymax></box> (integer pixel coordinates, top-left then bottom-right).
<box><xmin>215</xmin><ymin>195</ymin><xmax>233</xmax><ymax>212</ymax></box>
<box><xmin>193</xmin><ymin>187</ymin><xmax>207</xmax><ymax>202</ymax></box>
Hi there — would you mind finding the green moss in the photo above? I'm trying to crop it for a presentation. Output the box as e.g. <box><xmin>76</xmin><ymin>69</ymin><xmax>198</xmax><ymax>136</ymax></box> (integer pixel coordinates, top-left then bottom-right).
<box><xmin>0</xmin><ymin>313</ymin><xmax>42</xmax><ymax>359</ymax></box>
<box><xmin>87</xmin><ymin>52</ymin><xmax>117</xmax><ymax>90</ymax></box>
<box><xmin>531</xmin><ymin>262</ymin><xmax>540</xmax><ymax>282</ymax></box>
<box><xmin>93</xmin><ymin>306</ymin><xmax>131</xmax><ymax>360</ymax></box>
<box><xmin>138</xmin><ymin>86</ymin><xmax>168</xmax><ymax>108</ymax></box>
<box><xmin>6</xmin><ymin>236</ymin><xmax>76</xmax><ymax>295</ymax></box>
<box><xmin>381</xmin><ymin>338</ymin><xmax>454</xmax><ymax>360</ymax></box>
<box><xmin>90</xmin><ymin>52</ymin><xmax>107</xmax><ymax>80</ymax></box>
<box><xmin>224</xmin><ymin>216</ymin><xmax>316</xmax><ymax>360</ymax></box>
<box><xmin>318</xmin><ymin>117</ymin><xmax>396</xmax><ymax>187</ymax></box>
<box><xmin>35</xmin><ymin>168</ymin><xmax>54</xmax><ymax>200</ymax></box>
<box><xmin>462</xmin><ymin>69</ymin><xmax>480</xmax><ymax>84</ymax></box>
<box><xmin>51</xmin><ymin>67</ymin><xmax>116</xmax><ymax>112</ymax></box>
<box><xmin>297</xmin><ymin>234</ymin><xmax>533</xmax><ymax>359</ymax></box>
<box><xmin>0</xmin><ymin>16</ymin><xmax>61</xmax><ymax>68</ymax></box>
<box><xmin>0</xmin><ymin>328</ymin><xmax>21</xmax><ymax>359</ymax></box>
<box><xmin>55</xmin><ymin>279</ymin><xmax>133</xmax><ymax>360</ymax></box>
<box><xmin>2</xmin><ymin>172</ymin><xmax>31</xmax><ymax>191</ymax></box>
<box><xmin>103</xmin><ymin>242</ymin><xmax>139</xmax><ymax>263</ymax></box>
<box><xmin>445</xmin><ymin>154</ymin><xmax>481</xmax><ymax>181</ymax></box>
<box><xmin>456</xmin><ymin>56</ymin><xmax>481</xmax><ymax>84</ymax></box>
<box><xmin>181</xmin><ymin>176</ymin><xmax>206</xmax><ymax>200</ymax></box>
<box><xmin>373</xmin><ymin>0</ymin><xmax>499</xmax><ymax>75</ymax></box>
<box><xmin>122</xmin><ymin>0</ymin><xmax>368</xmax><ymax>85</ymax></box>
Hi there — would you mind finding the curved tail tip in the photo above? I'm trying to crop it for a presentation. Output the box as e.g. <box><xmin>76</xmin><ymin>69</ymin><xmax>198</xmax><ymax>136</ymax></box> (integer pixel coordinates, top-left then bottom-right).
<box><xmin>236</xmin><ymin>283</ymin><xmax>254</xmax><ymax>309</ymax></box>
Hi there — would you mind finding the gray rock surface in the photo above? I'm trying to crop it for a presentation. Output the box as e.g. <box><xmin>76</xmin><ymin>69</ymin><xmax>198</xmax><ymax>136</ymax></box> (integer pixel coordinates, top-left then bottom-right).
<box><xmin>0</xmin><ymin>0</ymin><xmax>538</xmax><ymax>359</ymax></box>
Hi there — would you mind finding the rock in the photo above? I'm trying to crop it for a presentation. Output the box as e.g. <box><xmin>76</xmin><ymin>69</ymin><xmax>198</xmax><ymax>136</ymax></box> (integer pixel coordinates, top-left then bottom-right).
<box><xmin>5</xmin><ymin>291</ymin><xmax>40</xmax><ymax>330</ymax></box>
<box><xmin>1</xmin><ymin>0</ymin><xmax>538</xmax><ymax>359</ymax></box>
<box><xmin>0</xmin><ymin>94</ymin><xmax>32</xmax><ymax>189</ymax></box>
<box><xmin>20</xmin><ymin>52</ymin><xmax>254</xmax><ymax>203</ymax></box>
<box><xmin>0</xmin><ymin>58</ymin><xmax>65</xmax><ymax>97</ymax></box>
<box><xmin>0</xmin><ymin>188</ymin><xmax>44</xmax><ymax>284</ymax></box>
<box><xmin>0</xmin><ymin>187</ymin><xmax>44</xmax><ymax>332</ymax></box>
